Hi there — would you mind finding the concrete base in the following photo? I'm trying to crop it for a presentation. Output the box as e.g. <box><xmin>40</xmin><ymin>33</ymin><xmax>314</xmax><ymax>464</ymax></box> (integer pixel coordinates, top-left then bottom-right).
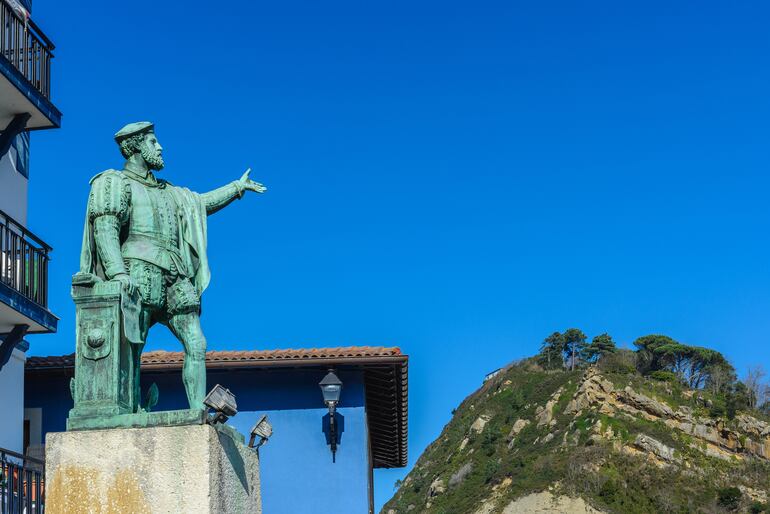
<box><xmin>45</xmin><ymin>424</ymin><xmax>261</xmax><ymax>513</ymax></box>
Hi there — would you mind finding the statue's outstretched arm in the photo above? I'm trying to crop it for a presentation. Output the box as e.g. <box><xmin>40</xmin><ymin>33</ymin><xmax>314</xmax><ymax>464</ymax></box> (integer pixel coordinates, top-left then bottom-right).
<box><xmin>201</xmin><ymin>181</ymin><xmax>245</xmax><ymax>215</ymax></box>
<box><xmin>201</xmin><ymin>169</ymin><xmax>267</xmax><ymax>215</ymax></box>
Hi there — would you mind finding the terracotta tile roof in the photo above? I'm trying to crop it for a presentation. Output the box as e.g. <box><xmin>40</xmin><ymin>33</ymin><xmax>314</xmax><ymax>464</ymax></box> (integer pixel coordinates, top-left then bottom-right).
<box><xmin>26</xmin><ymin>346</ymin><xmax>403</xmax><ymax>369</ymax></box>
<box><xmin>26</xmin><ymin>354</ymin><xmax>75</xmax><ymax>369</ymax></box>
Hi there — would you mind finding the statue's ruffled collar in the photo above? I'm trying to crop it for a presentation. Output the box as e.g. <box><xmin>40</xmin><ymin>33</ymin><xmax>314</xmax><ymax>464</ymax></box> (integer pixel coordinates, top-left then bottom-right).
<box><xmin>123</xmin><ymin>162</ymin><xmax>168</xmax><ymax>188</ymax></box>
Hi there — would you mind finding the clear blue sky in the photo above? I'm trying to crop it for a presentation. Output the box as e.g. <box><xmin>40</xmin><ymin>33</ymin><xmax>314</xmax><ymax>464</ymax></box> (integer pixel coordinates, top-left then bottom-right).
<box><xmin>26</xmin><ymin>0</ymin><xmax>770</xmax><ymax>509</ymax></box>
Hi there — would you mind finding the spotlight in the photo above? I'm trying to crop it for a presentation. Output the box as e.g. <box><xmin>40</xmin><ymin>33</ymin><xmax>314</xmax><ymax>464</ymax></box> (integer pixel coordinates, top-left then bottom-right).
<box><xmin>248</xmin><ymin>415</ymin><xmax>273</xmax><ymax>449</ymax></box>
<box><xmin>203</xmin><ymin>384</ymin><xmax>237</xmax><ymax>424</ymax></box>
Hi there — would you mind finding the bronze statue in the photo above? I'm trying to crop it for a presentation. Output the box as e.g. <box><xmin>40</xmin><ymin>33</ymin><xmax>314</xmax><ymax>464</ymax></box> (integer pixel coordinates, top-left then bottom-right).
<box><xmin>72</xmin><ymin>122</ymin><xmax>265</xmax><ymax>423</ymax></box>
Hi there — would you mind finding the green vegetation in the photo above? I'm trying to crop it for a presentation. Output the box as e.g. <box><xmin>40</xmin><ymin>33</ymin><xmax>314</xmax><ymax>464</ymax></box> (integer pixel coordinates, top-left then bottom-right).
<box><xmin>634</xmin><ymin>334</ymin><xmax>736</xmax><ymax>390</ymax></box>
<box><xmin>383</xmin><ymin>330</ymin><xmax>770</xmax><ymax>514</ymax></box>
<box><xmin>717</xmin><ymin>487</ymin><xmax>742</xmax><ymax>510</ymax></box>
<box><xmin>537</xmin><ymin>332</ymin><xmax>565</xmax><ymax>370</ymax></box>
<box><xmin>538</xmin><ymin>328</ymin><xmax>595</xmax><ymax>371</ymax></box>
<box><xmin>582</xmin><ymin>333</ymin><xmax>617</xmax><ymax>364</ymax></box>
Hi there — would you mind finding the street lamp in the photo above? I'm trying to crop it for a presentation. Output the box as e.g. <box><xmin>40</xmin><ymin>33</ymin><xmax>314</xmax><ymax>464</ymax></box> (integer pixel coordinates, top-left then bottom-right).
<box><xmin>319</xmin><ymin>370</ymin><xmax>343</xmax><ymax>462</ymax></box>
<box><xmin>203</xmin><ymin>384</ymin><xmax>238</xmax><ymax>424</ymax></box>
<box><xmin>248</xmin><ymin>415</ymin><xmax>273</xmax><ymax>449</ymax></box>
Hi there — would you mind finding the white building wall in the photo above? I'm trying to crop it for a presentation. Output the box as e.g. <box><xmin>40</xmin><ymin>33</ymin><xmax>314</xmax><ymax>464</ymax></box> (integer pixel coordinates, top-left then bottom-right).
<box><xmin>0</xmin><ymin>144</ymin><xmax>28</xmax><ymax>225</ymax></box>
<box><xmin>0</xmin><ymin>348</ymin><xmax>26</xmax><ymax>453</ymax></box>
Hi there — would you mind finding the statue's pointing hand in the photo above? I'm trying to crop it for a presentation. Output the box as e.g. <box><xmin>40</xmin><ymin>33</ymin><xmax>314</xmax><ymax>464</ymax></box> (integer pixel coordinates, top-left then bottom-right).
<box><xmin>239</xmin><ymin>168</ymin><xmax>267</xmax><ymax>194</ymax></box>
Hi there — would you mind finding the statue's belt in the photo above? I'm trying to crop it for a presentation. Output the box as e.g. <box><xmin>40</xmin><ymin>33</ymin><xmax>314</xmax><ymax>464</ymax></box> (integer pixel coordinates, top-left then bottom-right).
<box><xmin>121</xmin><ymin>233</ymin><xmax>188</xmax><ymax>276</ymax></box>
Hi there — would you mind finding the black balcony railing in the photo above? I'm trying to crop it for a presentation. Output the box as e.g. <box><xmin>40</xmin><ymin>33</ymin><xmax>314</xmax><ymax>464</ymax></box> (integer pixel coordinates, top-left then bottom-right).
<box><xmin>0</xmin><ymin>0</ymin><xmax>54</xmax><ymax>100</ymax></box>
<box><xmin>0</xmin><ymin>208</ymin><xmax>50</xmax><ymax>308</ymax></box>
<box><xmin>0</xmin><ymin>447</ymin><xmax>44</xmax><ymax>514</ymax></box>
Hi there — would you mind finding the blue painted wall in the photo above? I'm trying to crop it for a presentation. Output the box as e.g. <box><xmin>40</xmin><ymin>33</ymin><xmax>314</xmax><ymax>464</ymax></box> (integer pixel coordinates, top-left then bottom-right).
<box><xmin>26</xmin><ymin>367</ymin><xmax>372</xmax><ymax>513</ymax></box>
<box><xmin>25</xmin><ymin>371</ymin><xmax>71</xmax><ymax>436</ymax></box>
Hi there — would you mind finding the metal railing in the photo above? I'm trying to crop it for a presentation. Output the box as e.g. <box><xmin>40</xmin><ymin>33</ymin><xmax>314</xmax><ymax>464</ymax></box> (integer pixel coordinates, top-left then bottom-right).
<box><xmin>0</xmin><ymin>448</ymin><xmax>44</xmax><ymax>514</ymax></box>
<box><xmin>0</xmin><ymin>0</ymin><xmax>54</xmax><ymax>100</ymax></box>
<box><xmin>0</xmin><ymin>208</ymin><xmax>50</xmax><ymax>308</ymax></box>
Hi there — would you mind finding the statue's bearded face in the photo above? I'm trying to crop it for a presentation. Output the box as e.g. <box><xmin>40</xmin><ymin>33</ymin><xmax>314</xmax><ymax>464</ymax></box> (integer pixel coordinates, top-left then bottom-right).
<box><xmin>139</xmin><ymin>133</ymin><xmax>165</xmax><ymax>171</ymax></box>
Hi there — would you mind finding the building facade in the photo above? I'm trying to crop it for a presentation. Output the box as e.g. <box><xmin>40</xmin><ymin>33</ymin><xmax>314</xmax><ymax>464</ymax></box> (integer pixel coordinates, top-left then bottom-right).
<box><xmin>0</xmin><ymin>0</ymin><xmax>61</xmax><ymax>456</ymax></box>
<box><xmin>26</xmin><ymin>346</ymin><xmax>408</xmax><ymax>513</ymax></box>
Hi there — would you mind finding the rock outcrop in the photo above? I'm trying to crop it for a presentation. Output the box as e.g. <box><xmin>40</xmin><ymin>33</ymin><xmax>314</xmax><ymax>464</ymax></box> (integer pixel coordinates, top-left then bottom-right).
<box><xmin>449</xmin><ymin>462</ymin><xmax>474</xmax><ymax>488</ymax></box>
<box><xmin>507</xmin><ymin>418</ymin><xmax>531</xmax><ymax>449</ymax></box>
<box><xmin>566</xmin><ymin>368</ymin><xmax>770</xmax><ymax>461</ymax></box>
<box><xmin>471</xmin><ymin>414</ymin><xmax>492</xmax><ymax>434</ymax></box>
<box><xmin>428</xmin><ymin>477</ymin><xmax>446</xmax><ymax>498</ymax></box>
<box><xmin>536</xmin><ymin>388</ymin><xmax>564</xmax><ymax>427</ymax></box>
<box><xmin>632</xmin><ymin>434</ymin><xmax>679</xmax><ymax>465</ymax></box>
<box><xmin>499</xmin><ymin>491</ymin><xmax>605</xmax><ymax>513</ymax></box>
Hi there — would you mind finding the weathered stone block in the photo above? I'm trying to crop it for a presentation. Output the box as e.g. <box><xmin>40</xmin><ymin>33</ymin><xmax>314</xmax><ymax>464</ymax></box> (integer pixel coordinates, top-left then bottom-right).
<box><xmin>45</xmin><ymin>424</ymin><xmax>261</xmax><ymax>513</ymax></box>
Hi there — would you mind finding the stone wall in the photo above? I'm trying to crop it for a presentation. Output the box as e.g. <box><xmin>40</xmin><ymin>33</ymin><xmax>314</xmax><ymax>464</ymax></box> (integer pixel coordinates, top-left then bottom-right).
<box><xmin>45</xmin><ymin>424</ymin><xmax>261</xmax><ymax>513</ymax></box>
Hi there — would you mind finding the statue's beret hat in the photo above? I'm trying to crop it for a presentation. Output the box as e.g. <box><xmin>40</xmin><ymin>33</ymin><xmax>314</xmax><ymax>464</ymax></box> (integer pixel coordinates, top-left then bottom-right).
<box><xmin>114</xmin><ymin>121</ymin><xmax>154</xmax><ymax>142</ymax></box>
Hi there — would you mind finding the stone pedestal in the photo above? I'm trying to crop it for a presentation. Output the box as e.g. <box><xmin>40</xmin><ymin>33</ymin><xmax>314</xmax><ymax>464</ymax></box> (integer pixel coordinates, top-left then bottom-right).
<box><xmin>45</xmin><ymin>424</ymin><xmax>261</xmax><ymax>513</ymax></box>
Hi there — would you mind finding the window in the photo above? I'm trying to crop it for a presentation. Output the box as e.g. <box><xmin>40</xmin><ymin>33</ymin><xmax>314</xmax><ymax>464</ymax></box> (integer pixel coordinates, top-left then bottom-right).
<box><xmin>11</xmin><ymin>131</ymin><xmax>30</xmax><ymax>178</ymax></box>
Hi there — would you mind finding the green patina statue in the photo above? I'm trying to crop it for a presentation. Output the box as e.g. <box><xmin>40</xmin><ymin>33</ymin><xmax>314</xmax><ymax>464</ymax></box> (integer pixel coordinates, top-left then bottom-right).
<box><xmin>68</xmin><ymin>122</ymin><xmax>265</xmax><ymax>430</ymax></box>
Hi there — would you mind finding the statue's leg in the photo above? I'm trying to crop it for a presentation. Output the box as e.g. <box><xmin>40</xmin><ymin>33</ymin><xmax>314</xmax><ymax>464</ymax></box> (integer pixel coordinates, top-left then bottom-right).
<box><xmin>167</xmin><ymin>311</ymin><xmax>207</xmax><ymax>410</ymax></box>
<box><xmin>166</xmin><ymin>277</ymin><xmax>205</xmax><ymax>410</ymax></box>
<box><xmin>125</xmin><ymin>259</ymin><xmax>164</xmax><ymax>412</ymax></box>
<box><xmin>131</xmin><ymin>307</ymin><xmax>154</xmax><ymax>412</ymax></box>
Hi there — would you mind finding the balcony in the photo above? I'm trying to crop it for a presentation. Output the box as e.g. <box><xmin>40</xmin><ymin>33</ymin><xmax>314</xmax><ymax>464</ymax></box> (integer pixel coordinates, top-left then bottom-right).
<box><xmin>0</xmin><ymin>447</ymin><xmax>45</xmax><ymax>514</ymax></box>
<box><xmin>0</xmin><ymin>0</ymin><xmax>60</xmax><ymax>131</ymax></box>
<box><xmin>0</xmin><ymin>208</ymin><xmax>56</xmax><ymax>334</ymax></box>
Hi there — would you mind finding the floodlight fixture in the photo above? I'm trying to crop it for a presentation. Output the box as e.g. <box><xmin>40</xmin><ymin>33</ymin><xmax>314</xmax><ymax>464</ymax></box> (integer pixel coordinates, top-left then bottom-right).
<box><xmin>248</xmin><ymin>415</ymin><xmax>273</xmax><ymax>449</ymax></box>
<box><xmin>203</xmin><ymin>384</ymin><xmax>238</xmax><ymax>424</ymax></box>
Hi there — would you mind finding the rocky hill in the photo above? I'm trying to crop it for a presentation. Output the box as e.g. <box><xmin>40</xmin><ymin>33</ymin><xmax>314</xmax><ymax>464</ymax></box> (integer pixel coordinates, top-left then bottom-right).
<box><xmin>382</xmin><ymin>358</ymin><xmax>770</xmax><ymax>513</ymax></box>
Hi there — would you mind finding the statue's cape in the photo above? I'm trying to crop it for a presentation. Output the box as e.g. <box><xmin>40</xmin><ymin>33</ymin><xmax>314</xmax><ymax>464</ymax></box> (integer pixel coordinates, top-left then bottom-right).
<box><xmin>169</xmin><ymin>185</ymin><xmax>211</xmax><ymax>294</ymax></box>
<box><xmin>78</xmin><ymin>171</ymin><xmax>211</xmax><ymax>295</ymax></box>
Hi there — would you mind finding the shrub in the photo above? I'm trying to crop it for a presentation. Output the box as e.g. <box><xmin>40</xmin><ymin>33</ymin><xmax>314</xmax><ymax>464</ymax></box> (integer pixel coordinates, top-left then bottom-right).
<box><xmin>598</xmin><ymin>349</ymin><xmax>636</xmax><ymax>375</ymax></box>
<box><xmin>717</xmin><ymin>487</ymin><xmax>742</xmax><ymax>510</ymax></box>
<box><xmin>482</xmin><ymin>430</ymin><xmax>499</xmax><ymax>456</ymax></box>
<box><xmin>483</xmin><ymin>460</ymin><xmax>500</xmax><ymax>484</ymax></box>
<box><xmin>750</xmin><ymin>501</ymin><xmax>767</xmax><ymax>513</ymax></box>
<box><xmin>649</xmin><ymin>370</ymin><xmax>680</xmax><ymax>383</ymax></box>
<box><xmin>510</xmin><ymin>390</ymin><xmax>525</xmax><ymax>410</ymax></box>
<box><xmin>725</xmin><ymin>383</ymin><xmax>751</xmax><ymax>420</ymax></box>
<box><xmin>709</xmin><ymin>399</ymin><xmax>727</xmax><ymax>418</ymax></box>
<box><xmin>598</xmin><ymin>478</ymin><xmax>620</xmax><ymax>502</ymax></box>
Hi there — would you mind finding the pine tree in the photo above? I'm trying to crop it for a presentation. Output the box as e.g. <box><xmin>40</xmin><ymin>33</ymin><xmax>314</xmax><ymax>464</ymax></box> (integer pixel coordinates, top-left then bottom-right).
<box><xmin>583</xmin><ymin>333</ymin><xmax>617</xmax><ymax>363</ymax></box>
<box><xmin>562</xmin><ymin>328</ymin><xmax>587</xmax><ymax>371</ymax></box>
<box><xmin>538</xmin><ymin>332</ymin><xmax>564</xmax><ymax>370</ymax></box>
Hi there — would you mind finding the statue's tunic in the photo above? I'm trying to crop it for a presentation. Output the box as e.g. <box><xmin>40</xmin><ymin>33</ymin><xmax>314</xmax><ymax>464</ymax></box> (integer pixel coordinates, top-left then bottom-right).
<box><xmin>79</xmin><ymin>167</ymin><xmax>244</xmax><ymax>318</ymax></box>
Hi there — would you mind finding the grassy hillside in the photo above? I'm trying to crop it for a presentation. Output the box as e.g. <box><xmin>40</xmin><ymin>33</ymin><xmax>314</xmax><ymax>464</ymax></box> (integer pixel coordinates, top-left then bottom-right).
<box><xmin>383</xmin><ymin>358</ymin><xmax>770</xmax><ymax>513</ymax></box>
